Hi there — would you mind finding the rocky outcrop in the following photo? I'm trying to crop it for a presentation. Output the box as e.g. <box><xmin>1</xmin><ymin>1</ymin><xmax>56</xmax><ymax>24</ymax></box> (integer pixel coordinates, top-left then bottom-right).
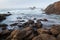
<box><xmin>32</xmin><ymin>34</ymin><xmax>57</xmax><ymax>40</ymax></box>
<box><xmin>6</xmin><ymin>27</ymin><xmax>33</xmax><ymax>40</ymax></box>
<box><xmin>50</xmin><ymin>25</ymin><xmax>60</xmax><ymax>35</ymax></box>
<box><xmin>0</xmin><ymin>14</ymin><xmax>11</xmax><ymax>22</ymax></box>
<box><xmin>45</xmin><ymin>1</ymin><xmax>60</xmax><ymax>14</ymax></box>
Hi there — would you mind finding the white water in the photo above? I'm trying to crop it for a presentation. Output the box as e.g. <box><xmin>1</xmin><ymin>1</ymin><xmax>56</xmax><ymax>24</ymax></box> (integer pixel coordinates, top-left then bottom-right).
<box><xmin>1</xmin><ymin>9</ymin><xmax>60</xmax><ymax>29</ymax></box>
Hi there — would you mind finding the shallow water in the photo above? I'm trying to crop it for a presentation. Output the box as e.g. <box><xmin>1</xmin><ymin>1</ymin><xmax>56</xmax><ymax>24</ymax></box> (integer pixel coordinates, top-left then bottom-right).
<box><xmin>1</xmin><ymin>8</ymin><xmax>60</xmax><ymax>29</ymax></box>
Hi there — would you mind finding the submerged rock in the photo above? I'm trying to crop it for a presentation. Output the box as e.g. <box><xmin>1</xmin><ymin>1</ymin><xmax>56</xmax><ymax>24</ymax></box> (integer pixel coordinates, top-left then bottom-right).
<box><xmin>45</xmin><ymin>1</ymin><xmax>60</xmax><ymax>14</ymax></box>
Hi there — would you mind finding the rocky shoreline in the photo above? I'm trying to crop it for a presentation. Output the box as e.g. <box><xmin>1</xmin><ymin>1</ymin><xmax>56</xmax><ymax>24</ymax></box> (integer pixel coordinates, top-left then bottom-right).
<box><xmin>1</xmin><ymin>1</ymin><xmax>60</xmax><ymax>40</ymax></box>
<box><xmin>0</xmin><ymin>16</ymin><xmax>60</xmax><ymax>40</ymax></box>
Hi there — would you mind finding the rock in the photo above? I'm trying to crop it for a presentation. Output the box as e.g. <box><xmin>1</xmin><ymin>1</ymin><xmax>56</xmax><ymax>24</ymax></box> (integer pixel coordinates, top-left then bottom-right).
<box><xmin>0</xmin><ymin>14</ymin><xmax>11</xmax><ymax>22</ymax></box>
<box><xmin>28</xmin><ymin>20</ymin><xmax>34</xmax><ymax>24</ymax></box>
<box><xmin>32</xmin><ymin>35</ymin><xmax>41</xmax><ymax>40</ymax></box>
<box><xmin>0</xmin><ymin>15</ymin><xmax>6</xmax><ymax>22</ymax></box>
<box><xmin>36</xmin><ymin>20</ymin><xmax>42</xmax><ymax>28</ymax></box>
<box><xmin>33</xmin><ymin>18</ymin><xmax>36</xmax><ymax>20</ymax></box>
<box><xmin>24</xmin><ymin>33</ymin><xmax>35</xmax><ymax>40</ymax></box>
<box><xmin>43</xmin><ymin>19</ymin><xmax>48</xmax><ymax>21</ymax></box>
<box><xmin>37</xmin><ymin>28</ymin><xmax>50</xmax><ymax>34</ymax></box>
<box><xmin>32</xmin><ymin>34</ymin><xmax>57</xmax><ymax>40</ymax></box>
<box><xmin>22</xmin><ymin>22</ymin><xmax>29</xmax><ymax>27</ymax></box>
<box><xmin>0</xmin><ymin>24</ymin><xmax>7</xmax><ymax>26</ymax></box>
<box><xmin>45</xmin><ymin>1</ymin><xmax>60</xmax><ymax>14</ymax></box>
<box><xmin>19</xmin><ymin>20</ymin><xmax>25</xmax><ymax>22</ymax></box>
<box><xmin>57</xmin><ymin>34</ymin><xmax>60</xmax><ymax>40</ymax></box>
<box><xmin>6</xmin><ymin>27</ymin><xmax>33</xmax><ymax>40</ymax></box>
<box><xmin>0</xmin><ymin>24</ymin><xmax>8</xmax><ymax>30</ymax></box>
<box><xmin>31</xmin><ymin>22</ymin><xmax>42</xmax><ymax>31</ymax></box>
<box><xmin>0</xmin><ymin>30</ymin><xmax>11</xmax><ymax>40</ymax></box>
<box><xmin>17</xmin><ymin>17</ymin><xmax>22</xmax><ymax>19</ymax></box>
<box><xmin>50</xmin><ymin>25</ymin><xmax>60</xmax><ymax>35</ymax></box>
<box><xmin>10</xmin><ymin>23</ymin><xmax>18</xmax><ymax>26</ymax></box>
<box><xmin>37</xmin><ymin>19</ymin><xmax>48</xmax><ymax>22</ymax></box>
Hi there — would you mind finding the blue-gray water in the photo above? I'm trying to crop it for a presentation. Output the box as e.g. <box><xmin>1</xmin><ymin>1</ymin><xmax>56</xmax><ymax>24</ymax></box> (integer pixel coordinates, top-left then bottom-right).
<box><xmin>1</xmin><ymin>8</ymin><xmax>60</xmax><ymax>29</ymax></box>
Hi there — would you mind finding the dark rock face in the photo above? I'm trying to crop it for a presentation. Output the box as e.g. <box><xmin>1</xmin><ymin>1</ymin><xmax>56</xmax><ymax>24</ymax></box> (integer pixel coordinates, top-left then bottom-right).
<box><xmin>0</xmin><ymin>30</ymin><xmax>11</xmax><ymax>40</ymax></box>
<box><xmin>0</xmin><ymin>14</ymin><xmax>11</xmax><ymax>22</ymax></box>
<box><xmin>0</xmin><ymin>24</ymin><xmax>8</xmax><ymax>30</ymax></box>
<box><xmin>45</xmin><ymin>1</ymin><xmax>60</xmax><ymax>14</ymax></box>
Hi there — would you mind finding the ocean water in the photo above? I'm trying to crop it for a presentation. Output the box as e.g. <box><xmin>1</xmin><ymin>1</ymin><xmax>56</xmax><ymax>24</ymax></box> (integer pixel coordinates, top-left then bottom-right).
<box><xmin>1</xmin><ymin>8</ymin><xmax>60</xmax><ymax>29</ymax></box>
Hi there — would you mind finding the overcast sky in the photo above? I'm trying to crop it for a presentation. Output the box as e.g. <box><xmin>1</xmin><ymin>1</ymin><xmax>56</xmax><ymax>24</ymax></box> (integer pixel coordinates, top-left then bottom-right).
<box><xmin>0</xmin><ymin>0</ymin><xmax>59</xmax><ymax>9</ymax></box>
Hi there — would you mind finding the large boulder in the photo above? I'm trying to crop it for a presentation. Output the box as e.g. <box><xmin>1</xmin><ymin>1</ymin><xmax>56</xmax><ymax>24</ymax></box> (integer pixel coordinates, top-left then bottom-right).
<box><xmin>45</xmin><ymin>1</ymin><xmax>60</xmax><ymax>14</ymax></box>
<box><xmin>37</xmin><ymin>28</ymin><xmax>50</xmax><ymax>34</ymax></box>
<box><xmin>6</xmin><ymin>27</ymin><xmax>33</xmax><ymax>40</ymax></box>
<box><xmin>32</xmin><ymin>34</ymin><xmax>57</xmax><ymax>40</ymax></box>
<box><xmin>50</xmin><ymin>25</ymin><xmax>60</xmax><ymax>35</ymax></box>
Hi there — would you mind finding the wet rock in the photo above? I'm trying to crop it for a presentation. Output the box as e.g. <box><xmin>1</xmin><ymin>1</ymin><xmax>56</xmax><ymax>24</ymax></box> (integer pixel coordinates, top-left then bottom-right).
<box><xmin>57</xmin><ymin>34</ymin><xmax>60</xmax><ymax>40</ymax></box>
<box><xmin>22</xmin><ymin>22</ymin><xmax>29</xmax><ymax>27</ymax></box>
<box><xmin>0</xmin><ymin>15</ymin><xmax>6</xmax><ymax>22</ymax></box>
<box><xmin>37</xmin><ymin>19</ymin><xmax>48</xmax><ymax>22</ymax></box>
<box><xmin>0</xmin><ymin>24</ymin><xmax>8</xmax><ymax>30</ymax></box>
<box><xmin>43</xmin><ymin>19</ymin><xmax>48</xmax><ymax>21</ymax></box>
<box><xmin>33</xmin><ymin>23</ymin><xmax>42</xmax><ymax>29</ymax></box>
<box><xmin>0</xmin><ymin>14</ymin><xmax>11</xmax><ymax>22</ymax></box>
<box><xmin>0</xmin><ymin>30</ymin><xmax>11</xmax><ymax>40</ymax></box>
<box><xmin>37</xmin><ymin>28</ymin><xmax>50</xmax><ymax>34</ymax></box>
<box><xmin>33</xmin><ymin>18</ymin><xmax>36</xmax><ymax>20</ymax></box>
<box><xmin>20</xmin><ymin>20</ymin><xmax>25</xmax><ymax>22</ymax></box>
<box><xmin>10</xmin><ymin>23</ymin><xmax>18</xmax><ymax>26</ymax></box>
<box><xmin>50</xmin><ymin>25</ymin><xmax>60</xmax><ymax>35</ymax></box>
<box><xmin>45</xmin><ymin>1</ymin><xmax>60</xmax><ymax>14</ymax></box>
<box><xmin>32</xmin><ymin>34</ymin><xmax>57</xmax><ymax>40</ymax></box>
<box><xmin>17</xmin><ymin>17</ymin><xmax>22</xmax><ymax>19</ymax></box>
<box><xmin>6</xmin><ymin>27</ymin><xmax>32</xmax><ymax>40</ymax></box>
<box><xmin>28</xmin><ymin>20</ymin><xmax>34</xmax><ymax>24</ymax></box>
<box><xmin>35</xmin><ymin>20</ymin><xmax>42</xmax><ymax>28</ymax></box>
<box><xmin>0</xmin><ymin>24</ymin><xmax>8</xmax><ymax>27</ymax></box>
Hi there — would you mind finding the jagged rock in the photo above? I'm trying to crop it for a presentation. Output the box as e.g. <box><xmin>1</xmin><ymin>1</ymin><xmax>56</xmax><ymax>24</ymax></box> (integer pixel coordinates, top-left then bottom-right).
<box><xmin>28</xmin><ymin>20</ymin><xmax>34</xmax><ymax>24</ymax></box>
<box><xmin>32</xmin><ymin>34</ymin><xmax>57</xmax><ymax>40</ymax></box>
<box><xmin>0</xmin><ymin>24</ymin><xmax>8</xmax><ymax>30</ymax></box>
<box><xmin>50</xmin><ymin>25</ymin><xmax>60</xmax><ymax>35</ymax></box>
<box><xmin>45</xmin><ymin>1</ymin><xmax>60</xmax><ymax>14</ymax></box>
<box><xmin>10</xmin><ymin>23</ymin><xmax>18</xmax><ymax>26</ymax></box>
<box><xmin>0</xmin><ymin>14</ymin><xmax>11</xmax><ymax>22</ymax></box>
<box><xmin>6</xmin><ymin>27</ymin><xmax>32</xmax><ymax>40</ymax></box>
<box><xmin>37</xmin><ymin>28</ymin><xmax>50</xmax><ymax>34</ymax></box>
<box><xmin>0</xmin><ymin>30</ymin><xmax>11</xmax><ymax>40</ymax></box>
